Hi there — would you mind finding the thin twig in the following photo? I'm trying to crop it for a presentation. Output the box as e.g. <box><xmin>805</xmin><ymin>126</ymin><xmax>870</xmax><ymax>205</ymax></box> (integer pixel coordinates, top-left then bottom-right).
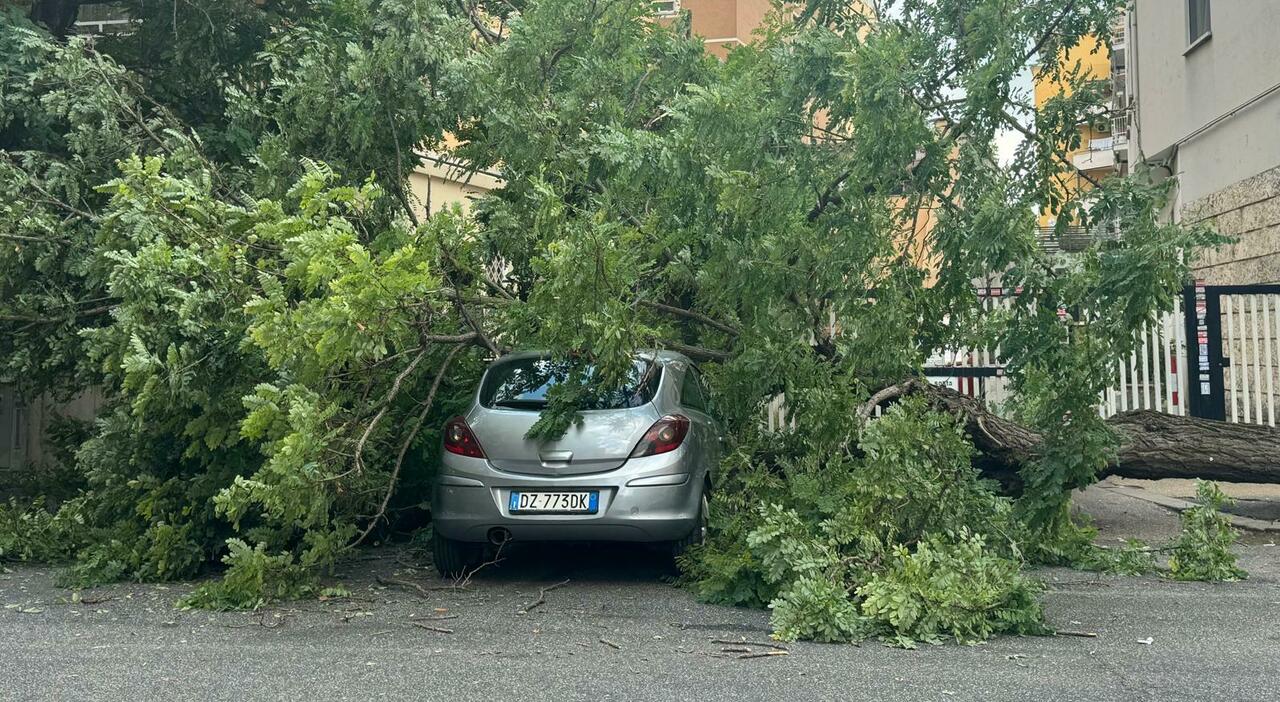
<box><xmin>711</xmin><ymin>638</ymin><xmax>789</xmax><ymax>651</ymax></box>
<box><xmin>517</xmin><ymin>579</ymin><xmax>570</xmax><ymax>615</ymax></box>
<box><xmin>738</xmin><ymin>650</ymin><xmax>789</xmax><ymax>660</ymax></box>
<box><xmin>412</xmin><ymin>622</ymin><xmax>455</xmax><ymax>634</ymax></box>
<box><xmin>456</xmin><ymin>539</ymin><xmax>506</xmax><ymax>588</ymax></box>
<box><xmin>599</xmin><ymin>638</ymin><xmax>622</xmax><ymax>650</ymax></box>
<box><xmin>1055</xmin><ymin>630</ymin><xmax>1099</xmax><ymax>638</ymax></box>
<box><xmin>353</xmin><ymin>348</ymin><xmax>428</xmax><ymax>477</ymax></box>
<box><xmin>376</xmin><ymin>576</ymin><xmax>435</xmax><ymax>599</ymax></box>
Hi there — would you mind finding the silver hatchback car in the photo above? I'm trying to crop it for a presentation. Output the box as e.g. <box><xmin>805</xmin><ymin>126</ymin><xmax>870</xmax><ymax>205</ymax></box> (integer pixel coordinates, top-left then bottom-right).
<box><xmin>431</xmin><ymin>351</ymin><xmax>720</xmax><ymax>577</ymax></box>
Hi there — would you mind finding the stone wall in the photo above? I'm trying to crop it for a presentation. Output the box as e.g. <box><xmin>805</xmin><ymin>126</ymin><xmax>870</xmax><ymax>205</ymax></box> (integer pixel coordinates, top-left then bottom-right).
<box><xmin>1183</xmin><ymin>164</ymin><xmax>1280</xmax><ymax>286</ymax></box>
<box><xmin>0</xmin><ymin>386</ymin><xmax>102</xmax><ymax>477</ymax></box>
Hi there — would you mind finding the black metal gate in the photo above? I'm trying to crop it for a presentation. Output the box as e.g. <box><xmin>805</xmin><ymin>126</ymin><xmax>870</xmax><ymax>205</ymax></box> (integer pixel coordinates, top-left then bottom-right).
<box><xmin>1183</xmin><ymin>282</ymin><xmax>1280</xmax><ymax>424</ymax></box>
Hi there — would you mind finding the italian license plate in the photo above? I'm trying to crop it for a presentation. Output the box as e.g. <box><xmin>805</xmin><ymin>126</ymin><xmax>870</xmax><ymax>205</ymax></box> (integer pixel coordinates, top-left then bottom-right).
<box><xmin>509</xmin><ymin>491</ymin><xmax>599</xmax><ymax>514</ymax></box>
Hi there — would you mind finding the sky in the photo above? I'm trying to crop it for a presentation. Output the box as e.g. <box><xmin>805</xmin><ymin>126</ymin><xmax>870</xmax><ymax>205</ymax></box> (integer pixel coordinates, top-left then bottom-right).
<box><xmin>996</xmin><ymin>66</ymin><xmax>1036</xmax><ymax>167</ymax></box>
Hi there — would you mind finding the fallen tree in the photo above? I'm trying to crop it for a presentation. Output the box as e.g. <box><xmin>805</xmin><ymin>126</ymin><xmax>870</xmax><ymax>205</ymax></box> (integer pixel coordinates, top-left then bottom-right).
<box><xmin>895</xmin><ymin>382</ymin><xmax>1280</xmax><ymax>485</ymax></box>
<box><xmin>5</xmin><ymin>0</ymin><xmax>1248</xmax><ymax>644</ymax></box>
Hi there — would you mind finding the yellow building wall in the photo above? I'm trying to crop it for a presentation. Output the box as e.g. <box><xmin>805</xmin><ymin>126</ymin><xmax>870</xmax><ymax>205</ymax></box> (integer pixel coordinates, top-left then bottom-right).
<box><xmin>408</xmin><ymin>153</ymin><xmax>503</xmax><ymax>220</ymax></box>
<box><xmin>1034</xmin><ymin>36</ymin><xmax>1114</xmax><ymax>227</ymax></box>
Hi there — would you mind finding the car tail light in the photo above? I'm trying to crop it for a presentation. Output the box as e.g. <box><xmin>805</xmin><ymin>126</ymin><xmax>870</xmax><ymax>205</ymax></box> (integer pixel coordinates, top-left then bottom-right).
<box><xmin>443</xmin><ymin>417</ymin><xmax>486</xmax><ymax>458</ymax></box>
<box><xmin>630</xmin><ymin>415</ymin><xmax>690</xmax><ymax>458</ymax></box>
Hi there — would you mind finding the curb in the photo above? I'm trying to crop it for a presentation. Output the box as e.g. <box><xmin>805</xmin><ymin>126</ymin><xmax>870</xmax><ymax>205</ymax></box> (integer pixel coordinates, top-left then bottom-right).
<box><xmin>1101</xmin><ymin>485</ymin><xmax>1280</xmax><ymax>533</ymax></box>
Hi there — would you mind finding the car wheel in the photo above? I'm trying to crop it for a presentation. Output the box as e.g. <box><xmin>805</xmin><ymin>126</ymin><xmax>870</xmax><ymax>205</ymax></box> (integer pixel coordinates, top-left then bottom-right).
<box><xmin>432</xmin><ymin>528</ymin><xmax>481</xmax><ymax>580</ymax></box>
<box><xmin>669</xmin><ymin>491</ymin><xmax>709</xmax><ymax>563</ymax></box>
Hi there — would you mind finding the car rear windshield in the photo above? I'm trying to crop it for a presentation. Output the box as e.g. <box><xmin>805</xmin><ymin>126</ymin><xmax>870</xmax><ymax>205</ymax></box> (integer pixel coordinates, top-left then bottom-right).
<box><xmin>479</xmin><ymin>357</ymin><xmax>662</xmax><ymax>411</ymax></box>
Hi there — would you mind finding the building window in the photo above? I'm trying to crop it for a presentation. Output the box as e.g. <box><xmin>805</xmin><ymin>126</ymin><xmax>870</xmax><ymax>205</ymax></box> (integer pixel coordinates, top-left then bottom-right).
<box><xmin>1187</xmin><ymin>0</ymin><xmax>1211</xmax><ymax>48</ymax></box>
<box><xmin>652</xmin><ymin>0</ymin><xmax>679</xmax><ymax>16</ymax></box>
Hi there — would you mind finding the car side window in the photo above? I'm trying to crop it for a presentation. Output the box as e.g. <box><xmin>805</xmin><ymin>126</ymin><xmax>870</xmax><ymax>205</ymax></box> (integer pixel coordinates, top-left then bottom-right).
<box><xmin>680</xmin><ymin>366</ymin><xmax>707</xmax><ymax>413</ymax></box>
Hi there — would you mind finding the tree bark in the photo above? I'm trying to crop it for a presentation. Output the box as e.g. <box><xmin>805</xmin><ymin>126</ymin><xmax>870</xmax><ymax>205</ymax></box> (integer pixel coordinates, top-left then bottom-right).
<box><xmin>1103</xmin><ymin>410</ymin><xmax>1280</xmax><ymax>482</ymax></box>
<box><xmin>908</xmin><ymin>383</ymin><xmax>1280</xmax><ymax>485</ymax></box>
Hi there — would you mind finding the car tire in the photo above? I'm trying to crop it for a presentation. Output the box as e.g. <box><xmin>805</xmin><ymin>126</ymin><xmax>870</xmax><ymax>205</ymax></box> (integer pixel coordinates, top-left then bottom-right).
<box><xmin>669</xmin><ymin>491</ymin><xmax>709</xmax><ymax>564</ymax></box>
<box><xmin>432</xmin><ymin>528</ymin><xmax>481</xmax><ymax>580</ymax></box>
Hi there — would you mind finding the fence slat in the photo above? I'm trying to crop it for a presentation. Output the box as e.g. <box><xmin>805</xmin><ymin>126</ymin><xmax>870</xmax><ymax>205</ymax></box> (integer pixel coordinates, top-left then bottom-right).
<box><xmin>1225</xmin><ymin>296</ymin><xmax>1238</xmax><ymax>422</ymax></box>
<box><xmin>1117</xmin><ymin>351</ymin><xmax>1129</xmax><ymax>413</ymax></box>
<box><xmin>1146</xmin><ymin>318</ymin><xmax>1157</xmax><ymax>412</ymax></box>
<box><xmin>1179</xmin><ymin>296</ymin><xmax>1190</xmax><ymax>416</ymax></box>
<box><xmin>1162</xmin><ymin>307</ymin><xmax>1175</xmax><ymax>414</ymax></box>
<box><xmin>1267</xmin><ymin>295</ymin><xmax>1277</xmax><ymax>427</ymax></box>
<box><xmin>1152</xmin><ymin>317</ymin><xmax>1165</xmax><ymax>412</ymax></box>
<box><xmin>1128</xmin><ymin>333</ymin><xmax>1138</xmax><ymax>410</ymax></box>
<box><xmin>1251</xmin><ymin>295</ymin><xmax>1264</xmax><ymax>422</ymax></box>
<box><xmin>1241</xmin><ymin>297</ymin><xmax>1253</xmax><ymax>423</ymax></box>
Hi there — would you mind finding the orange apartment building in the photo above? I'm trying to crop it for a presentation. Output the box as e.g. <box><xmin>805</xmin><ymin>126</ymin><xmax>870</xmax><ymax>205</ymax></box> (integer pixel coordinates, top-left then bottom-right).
<box><xmin>655</xmin><ymin>0</ymin><xmax>774</xmax><ymax>57</ymax></box>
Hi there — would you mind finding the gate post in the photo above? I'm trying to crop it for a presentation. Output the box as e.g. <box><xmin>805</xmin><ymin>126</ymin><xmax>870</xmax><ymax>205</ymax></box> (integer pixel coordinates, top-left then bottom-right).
<box><xmin>1184</xmin><ymin>282</ymin><xmax>1226</xmax><ymax>420</ymax></box>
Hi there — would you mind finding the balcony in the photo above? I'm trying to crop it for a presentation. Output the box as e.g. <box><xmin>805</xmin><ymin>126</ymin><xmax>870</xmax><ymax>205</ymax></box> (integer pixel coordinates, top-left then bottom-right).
<box><xmin>1037</xmin><ymin>224</ymin><xmax>1119</xmax><ymax>254</ymax></box>
<box><xmin>1112</xmin><ymin>110</ymin><xmax>1131</xmax><ymax>150</ymax></box>
<box><xmin>1072</xmin><ymin>142</ymin><xmax>1116</xmax><ymax>171</ymax></box>
<box><xmin>1037</xmin><ymin>226</ymin><xmax>1093</xmax><ymax>254</ymax></box>
<box><xmin>73</xmin><ymin>3</ymin><xmax>132</xmax><ymax>34</ymax></box>
<box><xmin>1109</xmin><ymin>14</ymin><xmax>1127</xmax><ymax>50</ymax></box>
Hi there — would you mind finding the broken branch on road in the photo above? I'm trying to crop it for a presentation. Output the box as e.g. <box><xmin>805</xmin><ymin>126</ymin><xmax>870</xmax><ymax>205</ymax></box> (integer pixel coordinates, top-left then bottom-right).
<box><xmin>517</xmin><ymin>578</ymin><xmax>571</xmax><ymax>615</ymax></box>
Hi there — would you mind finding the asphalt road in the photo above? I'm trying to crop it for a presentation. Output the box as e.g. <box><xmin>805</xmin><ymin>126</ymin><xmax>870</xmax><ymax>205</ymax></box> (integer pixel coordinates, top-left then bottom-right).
<box><xmin>2</xmin><ymin>486</ymin><xmax>1278</xmax><ymax>702</ymax></box>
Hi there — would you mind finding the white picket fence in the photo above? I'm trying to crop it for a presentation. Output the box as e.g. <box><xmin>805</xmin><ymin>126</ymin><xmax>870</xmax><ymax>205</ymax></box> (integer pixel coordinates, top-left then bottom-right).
<box><xmin>932</xmin><ymin>297</ymin><xmax>1191</xmax><ymax>419</ymax></box>
<box><xmin>763</xmin><ymin>289</ymin><xmax>1280</xmax><ymax>430</ymax></box>
<box><xmin>764</xmin><ymin>295</ymin><xmax>1196</xmax><ymax>430</ymax></box>
<box><xmin>1101</xmin><ymin>298</ymin><xmax>1190</xmax><ymax>418</ymax></box>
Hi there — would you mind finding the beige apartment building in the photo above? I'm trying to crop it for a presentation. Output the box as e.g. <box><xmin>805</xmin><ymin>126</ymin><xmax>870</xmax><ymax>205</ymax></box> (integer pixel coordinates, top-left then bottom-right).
<box><xmin>1127</xmin><ymin>0</ymin><xmax>1280</xmax><ymax>285</ymax></box>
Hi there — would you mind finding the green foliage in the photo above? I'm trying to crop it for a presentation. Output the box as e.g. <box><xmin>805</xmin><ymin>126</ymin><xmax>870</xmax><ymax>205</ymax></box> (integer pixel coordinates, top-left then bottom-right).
<box><xmin>857</xmin><ymin>533</ymin><xmax>1048</xmax><ymax>647</ymax></box>
<box><xmin>1026</xmin><ymin>510</ymin><xmax>1156</xmax><ymax>575</ymax></box>
<box><xmin>695</xmin><ymin>400</ymin><xmax>1039</xmax><ymax>646</ymax></box>
<box><xmin>0</xmin><ymin>498</ymin><xmax>83</xmax><ymax>563</ymax></box>
<box><xmin>180</xmin><ymin>539</ymin><xmax>318</xmax><ymax>610</ymax></box>
<box><xmin>1168</xmin><ymin>481</ymin><xmax>1247</xmax><ymax>582</ymax></box>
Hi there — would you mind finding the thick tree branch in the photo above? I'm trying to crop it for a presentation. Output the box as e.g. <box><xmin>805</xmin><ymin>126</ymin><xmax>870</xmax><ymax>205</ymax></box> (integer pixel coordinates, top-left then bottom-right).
<box><xmin>663</xmin><ymin>341</ymin><xmax>732</xmax><ymax>362</ymax></box>
<box><xmin>354</xmin><ymin>343</ymin><xmax>467</xmax><ymax>546</ymax></box>
<box><xmin>857</xmin><ymin>378</ymin><xmax>924</xmax><ymax>420</ymax></box>
<box><xmin>890</xmin><ymin>381</ymin><xmax>1280</xmax><ymax>486</ymax></box>
<box><xmin>0</xmin><ymin>303</ymin><xmax>115</xmax><ymax>323</ymax></box>
<box><xmin>640</xmin><ymin>300</ymin><xmax>740</xmax><ymax>337</ymax></box>
<box><xmin>454</xmin><ymin>0</ymin><xmax>503</xmax><ymax>45</ymax></box>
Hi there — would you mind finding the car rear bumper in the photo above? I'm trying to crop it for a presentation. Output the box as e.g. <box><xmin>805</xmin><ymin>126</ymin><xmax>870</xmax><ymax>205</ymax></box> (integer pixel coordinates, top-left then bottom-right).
<box><xmin>432</xmin><ymin>450</ymin><xmax>703</xmax><ymax>543</ymax></box>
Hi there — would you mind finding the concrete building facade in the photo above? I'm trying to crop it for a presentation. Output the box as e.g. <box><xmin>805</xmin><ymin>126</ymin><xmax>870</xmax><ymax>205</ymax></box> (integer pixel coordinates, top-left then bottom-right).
<box><xmin>1128</xmin><ymin>0</ymin><xmax>1280</xmax><ymax>284</ymax></box>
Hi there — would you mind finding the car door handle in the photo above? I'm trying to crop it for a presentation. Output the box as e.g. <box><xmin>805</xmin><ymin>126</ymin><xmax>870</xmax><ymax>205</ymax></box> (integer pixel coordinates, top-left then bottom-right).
<box><xmin>539</xmin><ymin>450</ymin><xmax>573</xmax><ymax>465</ymax></box>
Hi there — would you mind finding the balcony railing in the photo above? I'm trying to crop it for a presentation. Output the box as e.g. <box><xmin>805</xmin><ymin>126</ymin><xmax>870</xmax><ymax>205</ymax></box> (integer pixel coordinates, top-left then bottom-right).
<box><xmin>1112</xmin><ymin>110</ymin><xmax>1131</xmax><ymax>146</ymax></box>
<box><xmin>1109</xmin><ymin>14</ymin><xmax>1127</xmax><ymax>44</ymax></box>
<box><xmin>1037</xmin><ymin>226</ymin><xmax>1092</xmax><ymax>254</ymax></box>
<box><xmin>1037</xmin><ymin>224</ymin><xmax>1120</xmax><ymax>254</ymax></box>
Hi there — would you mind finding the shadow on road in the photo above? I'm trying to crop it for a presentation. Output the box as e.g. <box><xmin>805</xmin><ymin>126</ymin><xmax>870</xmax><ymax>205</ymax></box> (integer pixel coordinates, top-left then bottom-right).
<box><xmin>461</xmin><ymin>541</ymin><xmax>681</xmax><ymax>585</ymax></box>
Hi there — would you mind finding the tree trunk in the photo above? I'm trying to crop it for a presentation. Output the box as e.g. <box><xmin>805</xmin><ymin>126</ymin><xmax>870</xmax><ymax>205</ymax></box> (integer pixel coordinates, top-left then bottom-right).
<box><xmin>1103</xmin><ymin>410</ymin><xmax>1280</xmax><ymax>482</ymax></box>
<box><xmin>910</xmin><ymin>383</ymin><xmax>1280</xmax><ymax>485</ymax></box>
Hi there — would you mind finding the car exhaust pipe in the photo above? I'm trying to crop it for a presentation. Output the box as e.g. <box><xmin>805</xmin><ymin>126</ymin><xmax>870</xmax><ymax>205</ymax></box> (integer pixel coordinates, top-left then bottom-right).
<box><xmin>487</xmin><ymin>527</ymin><xmax>511</xmax><ymax>546</ymax></box>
